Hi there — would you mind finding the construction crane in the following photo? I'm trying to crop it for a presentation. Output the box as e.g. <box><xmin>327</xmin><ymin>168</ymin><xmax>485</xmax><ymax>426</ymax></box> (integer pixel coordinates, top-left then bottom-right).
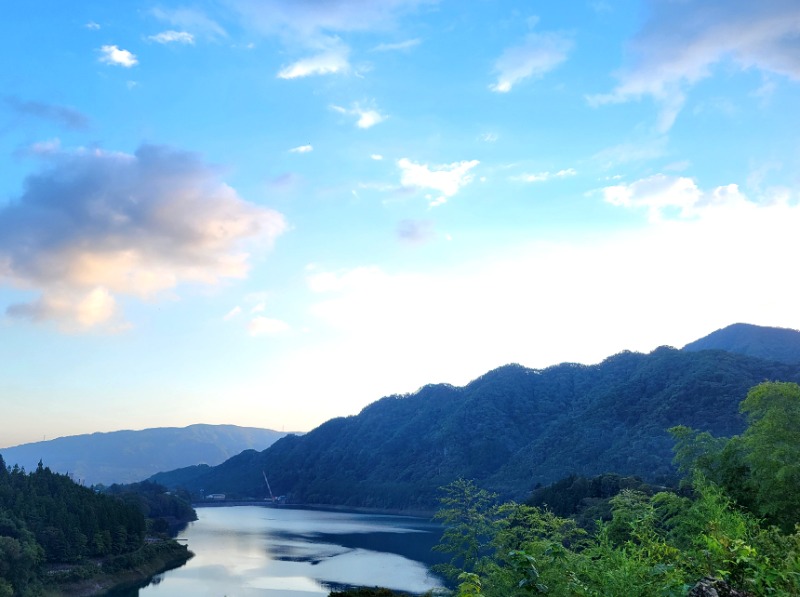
<box><xmin>262</xmin><ymin>471</ymin><xmax>275</xmax><ymax>502</ymax></box>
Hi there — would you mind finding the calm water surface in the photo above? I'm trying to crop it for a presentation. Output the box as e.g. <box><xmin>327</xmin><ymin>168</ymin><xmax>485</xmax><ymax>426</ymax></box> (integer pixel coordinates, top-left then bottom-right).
<box><xmin>114</xmin><ymin>505</ymin><xmax>446</xmax><ymax>596</ymax></box>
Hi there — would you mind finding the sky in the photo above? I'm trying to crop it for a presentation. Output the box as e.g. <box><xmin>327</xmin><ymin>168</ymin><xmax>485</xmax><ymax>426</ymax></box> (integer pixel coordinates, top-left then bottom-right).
<box><xmin>1</xmin><ymin>0</ymin><xmax>799</xmax><ymax>447</ymax></box>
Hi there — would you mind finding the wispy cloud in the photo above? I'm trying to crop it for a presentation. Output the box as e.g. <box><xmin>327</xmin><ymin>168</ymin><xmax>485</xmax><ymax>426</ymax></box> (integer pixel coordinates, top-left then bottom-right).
<box><xmin>85</xmin><ymin>21</ymin><xmax>100</xmax><ymax>30</ymax></box>
<box><xmin>150</xmin><ymin>7</ymin><xmax>227</xmax><ymax>39</ymax></box>
<box><xmin>490</xmin><ymin>30</ymin><xmax>573</xmax><ymax>92</ymax></box>
<box><xmin>98</xmin><ymin>45</ymin><xmax>138</xmax><ymax>67</ymax></box>
<box><xmin>278</xmin><ymin>42</ymin><xmax>350</xmax><ymax>79</ymax></box>
<box><xmin>512</xmin><ymin>168</ymin><xmax>577</xmax><ymax>183</ymax></box>
<box><xmin>587</xmin><ymin>0</ymin><xmax>800</xmax><ymax>131</ymax></box>
<box><xmin>223</xmin><ymin>306</ymin><xmax>243</xmax><ymax>321</ymax></box>
<box><xmin>372</xmin><ymin>38</ymin><xmax>421</xmax><ymax>52</ymax></box>
<box><xmin>148</xmin><ymin>30</ymin><xmax>195</xmax><ymax>45</ymax></box>
<box><xmin>0</xmin><ymin>144</ymin><xmax>286</xmax><ymax>329</ymax></box>
<box><xmin>4</xmin><ymin>97</ymin><xmax>90</xmax><ymax>130</ymax></box>
<box><xmin>397</xmin><ymin>158</ymin><xmax>479</xmax><ymax>207</ymax></box>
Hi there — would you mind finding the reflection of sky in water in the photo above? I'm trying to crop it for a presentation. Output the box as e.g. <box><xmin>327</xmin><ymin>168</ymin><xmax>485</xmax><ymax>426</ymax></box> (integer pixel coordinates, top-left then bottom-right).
<box><xmin>138</xmin><ymin>506</ymin><xmax>445</xmax><ymax>596</ymax></box>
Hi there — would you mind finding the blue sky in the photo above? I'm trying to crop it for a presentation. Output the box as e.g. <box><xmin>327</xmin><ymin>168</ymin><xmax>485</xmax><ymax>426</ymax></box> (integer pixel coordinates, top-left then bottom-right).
<box><xmin>1</xmin><ymin>0</ymin><xmax>799</xmax><ymax>447</ymax></box>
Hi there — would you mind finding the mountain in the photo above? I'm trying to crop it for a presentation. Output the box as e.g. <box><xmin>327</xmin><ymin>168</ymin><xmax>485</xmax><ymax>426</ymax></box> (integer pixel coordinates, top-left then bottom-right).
<box><xmin>152</xmin><ymin>346</ymin><xmax>800</xmax><ymax>510</ymax></box>
<box><xmin>0</xmin><ymin>424</ymin><xmax>292</xmax><ymax>486</ymax></box>
<box><xmin>683</xmin><ymin>322</ymin><xmax>800</xmax><ymax>364</ymax></box>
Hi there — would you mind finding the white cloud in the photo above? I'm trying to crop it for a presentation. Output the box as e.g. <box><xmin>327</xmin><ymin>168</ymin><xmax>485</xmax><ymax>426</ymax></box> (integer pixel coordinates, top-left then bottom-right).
<box><xmin>289</xmin><ymin>144</ymin><xmax>313</xmax><ymax>153</ymax></box>
<box><xmin>98</xmin><ymin>45</ymin><xmax>138</xmax><ymax>68</ymax></box>
<box><xmin>588</xmin><ymin>0</ymin><xmax>800</xmax><ymax>131</ymax></box>
<box><xmin>490</xmin><ymin>31</ymin><xmax>573</xmax><ymax>92</ymax></box>
<box><xmin>372</xmin><ymin>38</ymin><xmax>421</xmax><ymax>52</ymax></box>
<box><xmin>370</xmin><ymin>154</ymin><xmax>384</xmax><ymax>161</ymax></box>
<box><xmin>602</xmin><ymin>174</ymin><xmax>754</xmax><ymax>222</ymax></box>
<box><xmin>277</xmin><ymin>43</ymin><xmax>350</xmax><ymax>79</ymax></box>
<box><xmin>480</xmin><ymin>132</ymin><xmax>499</xmax><ymax>143</ymax></box>
<box><xmin>249</xmin><ymin>316</ymin><xmax>290</xmax><ymax>336</ymax></box>
<box><xmin>331</xmin><ymin>102</ymin><xmax>387</xmax><ymax>129</ymax></box>
<box><xmin>397</xmin><ymin>158</ymin><xmax>480</xmax><ymax>207</ymax></box>
<box><xmin>512</xmin><ymin>168</ymin><xmax>577</xmax><ymax>183</ymax></box>
<box><xmin>85</xmin><ymin>21</ymin><xmax>100</xmax><ymax>30</ymax></box>
<box><xmin>148</xmin><ymin>30</ymin><xmax>195</xmax><ymax>44</ymax></box>
<box><xmin>0</xmin><ymin>144</ymin><xmax>286</xmax><ymax>329</ymax></box>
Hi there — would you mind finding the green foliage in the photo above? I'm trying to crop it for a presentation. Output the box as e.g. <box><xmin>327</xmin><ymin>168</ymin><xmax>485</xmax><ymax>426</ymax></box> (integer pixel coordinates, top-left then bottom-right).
<box><xmin>670</xmin><ymin>381</ymin><xmax>800</xmax><ymax>532</ymax></box>
<box><xmin>433</xmin><ymin>383</ymin><xmax>800</xmax><ymax>596</ymax></box>
<box><xmin>433</xmin><ymin>479</ymin><xmax>498</xmax><ymax>579</ymax></box>
<box><xmin>740</xmin><ymin>381</ymin><xmax>800</xmax><ymax>531</ymax></box>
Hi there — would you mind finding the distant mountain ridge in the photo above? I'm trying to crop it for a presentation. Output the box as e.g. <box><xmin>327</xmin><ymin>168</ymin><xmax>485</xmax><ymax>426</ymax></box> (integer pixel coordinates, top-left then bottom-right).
<box><xmin>683</xmin><ymin>322</ymin><xmax>800</xmax><ymax>364</ymax></box>
<box><xmin>152</xmin><ymin>333</ymin><xmax>800</xmax><ymax>510</ymax></box>
<box><xmin>0</xmin><ymin>424</ymin><xmax>292</xmax><ymax>486</ymax></box>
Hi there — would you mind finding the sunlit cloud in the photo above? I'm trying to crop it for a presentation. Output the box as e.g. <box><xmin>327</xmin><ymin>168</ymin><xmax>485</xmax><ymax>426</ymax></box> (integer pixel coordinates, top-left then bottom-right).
<box><xmin>85</xmin><ymin>21</ymin><xmax>101</xmax><ymax>30</ymax></box>
<box><xmin>0</xmin><ymin>144</ymin><xmax>286</xmax><ymax>329</ymax></box>
<box><xmin>98</xmin><ymin>45</ymin><xmax>138</xmax><ymax>68</ymax></box>
<box><xmin>397</xmin><ymin>158</ymin><xmax>480</xmax><ymax>207</ymax></box>
<box><xmin>299</xmin><ymin>190</ymin><xmax>800</xmax><ymax>407</ymax></box>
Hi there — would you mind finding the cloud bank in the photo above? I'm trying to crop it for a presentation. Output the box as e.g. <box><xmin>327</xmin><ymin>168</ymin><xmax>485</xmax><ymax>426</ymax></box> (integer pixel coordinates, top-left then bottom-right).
<box><xmin>0</xmin><ymin>145</ymin><xmax>286</xmax><ymax>329</ymax></box>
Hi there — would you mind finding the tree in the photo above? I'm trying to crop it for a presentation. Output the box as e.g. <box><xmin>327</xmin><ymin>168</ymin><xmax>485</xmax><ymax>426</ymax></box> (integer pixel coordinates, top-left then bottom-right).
<box><xmin>740</xmin><ymin>381</ymin><xmax>800</xmax><ymax>531</ymax></box>
<box><xmin>433</xmin><ymin>479</ymin><xmax>498</xmax><ymax>579</ymax></box>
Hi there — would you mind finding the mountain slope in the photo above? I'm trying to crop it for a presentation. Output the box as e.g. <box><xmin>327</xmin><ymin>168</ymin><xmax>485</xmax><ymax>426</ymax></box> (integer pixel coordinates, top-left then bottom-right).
<box><xmin>0</xmin><ymin>424</ymin><xmax>291</xmax><ymax>485</ymax></box>
<box><xmin>683</xmin><ymin>323</ymin><xmax>800</xmax><ymax>364</ymax></box>
<box><xmin>153</xmin><ymin>347</ymin><xmax>800</xmax><ymax>510</ymax></box>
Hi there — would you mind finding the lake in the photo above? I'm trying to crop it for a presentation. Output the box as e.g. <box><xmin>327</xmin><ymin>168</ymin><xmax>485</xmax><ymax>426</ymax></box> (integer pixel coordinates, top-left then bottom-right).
<box><xmin>110</xmin><ymin>505</ymin><xmax>447</xmax><ymax>596</ymax></box>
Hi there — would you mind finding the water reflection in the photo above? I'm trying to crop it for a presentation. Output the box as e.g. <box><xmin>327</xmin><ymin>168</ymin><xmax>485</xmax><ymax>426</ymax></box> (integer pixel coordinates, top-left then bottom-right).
<box><xmin>112</xmin><ymin>506</ymin><xmax>446</xmax><ymax>596</ymax></box>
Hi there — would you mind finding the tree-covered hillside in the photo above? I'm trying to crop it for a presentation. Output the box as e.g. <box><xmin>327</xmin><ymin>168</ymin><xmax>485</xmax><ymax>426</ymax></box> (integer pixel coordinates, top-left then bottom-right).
<box><xmin>153</xmin><ymin>347</ymin><xmax>800</xmax><ymax>510</ymax></box>
<box><xmin>0</xmin><ymin>456</ymin><xmax>193</xmax><ymax>596</ymax></box>
<box><xmin>683</xmin><ymin>322</ymin><xmax>800</xmax><ymax>364</ymax></box>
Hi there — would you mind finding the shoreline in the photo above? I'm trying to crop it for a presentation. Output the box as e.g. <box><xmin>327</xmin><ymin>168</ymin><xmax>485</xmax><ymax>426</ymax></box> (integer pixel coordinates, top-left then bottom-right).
<box><xmin>193</xmin><ymin>500</ymin><xmax>436</xmax><ymax>519</ymax></box>
<box><xmin>42</xmin><ymin>540</ymin><xmax>193</xmax><ymax>597</ymax></box>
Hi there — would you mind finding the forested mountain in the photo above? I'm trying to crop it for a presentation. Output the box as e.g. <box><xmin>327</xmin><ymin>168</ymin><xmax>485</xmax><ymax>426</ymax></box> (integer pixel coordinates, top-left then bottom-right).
<box><xmin>152</xmin><ymin>346</ymin><xmax>800</xmax><ymax>510</ymax></box>
<box><xmin>683</xmin><ymin>322</ymin><xmax>800</xmax><ymax>364</ymax></box>
<box><xmin>1</xmin><ymin>424</ymin><xmax>291</xmax><ymax>486</ymax></box>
